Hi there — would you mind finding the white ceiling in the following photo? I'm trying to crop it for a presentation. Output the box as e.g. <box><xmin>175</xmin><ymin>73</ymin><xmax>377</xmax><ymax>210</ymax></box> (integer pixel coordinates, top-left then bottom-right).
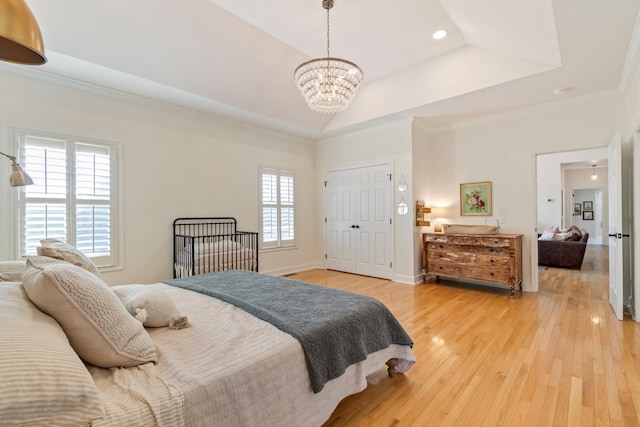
<box><xmin>5</xmin><ymin>0</ymin><xmax>640</xmax><ymax>139</ymax></box>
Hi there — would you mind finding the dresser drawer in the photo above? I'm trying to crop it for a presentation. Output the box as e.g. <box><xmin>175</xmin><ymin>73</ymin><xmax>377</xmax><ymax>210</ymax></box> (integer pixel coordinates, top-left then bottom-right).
<box><xmin>444</xmin><ymin>235</ymin><xmax>512</xmax><ymax>248</ymax></box>
<box><xmin>426</xmin><ymin>262</ymin><xmax>513</xmax><ymax>284</ymax></box>
<box><xmin>426</xmin><ymin>242</ymin><xmax>510</xmax><ymax>256</ymax></box>
<box><xmin>427</xmin><ymin>251</ymin><xmax>512</xmax><ymax>267</ymax></box>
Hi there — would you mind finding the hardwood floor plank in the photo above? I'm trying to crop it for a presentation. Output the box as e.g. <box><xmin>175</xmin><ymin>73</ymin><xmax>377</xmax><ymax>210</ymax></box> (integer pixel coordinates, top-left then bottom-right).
<box><xmin>281</xmin><ymin>245</ymin><xmax>640</xmax><ymax>427</ymax></box>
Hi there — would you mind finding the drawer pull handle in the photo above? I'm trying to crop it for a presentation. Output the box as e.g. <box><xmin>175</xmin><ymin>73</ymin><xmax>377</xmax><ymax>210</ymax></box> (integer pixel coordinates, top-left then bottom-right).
<box><xmin>490</xmin><ymin>258</ymin><xmax>494</xmax><ymax>263</ymax></box>
<box><xmin>439</xmin><ymin>266</ymin><xmax>443</xmax><ymax>270</ymax></box>
<box><xmin>439</xmin><ymin>244</ymin><xmax>444</xmax><ymax>249</ymax></box>
<box><xmin>490</xmin><ymin>272</ymin><xmax>494</xmax><ymax>276</ymax></box>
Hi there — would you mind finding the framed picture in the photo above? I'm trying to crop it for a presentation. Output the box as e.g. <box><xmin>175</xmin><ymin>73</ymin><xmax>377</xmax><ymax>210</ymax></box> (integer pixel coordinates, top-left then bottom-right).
<box><xmin>583</xmin><ymin>201</ymin><xmax>593</xmax><ymax>211</ymax></box>
<box><xmin>460</xmin><ymin>181</ymin><xmax>492</xmax><ymax>216</ymax></box>
<box><xmin>573</xmin><ymin>203</ymin><xmax>581</xmax><ymax>216</ymax></box>
<box><xmin>583</xmin><ymin>210</ymin><xmax>594</xmax><ymax>220</ymax></box>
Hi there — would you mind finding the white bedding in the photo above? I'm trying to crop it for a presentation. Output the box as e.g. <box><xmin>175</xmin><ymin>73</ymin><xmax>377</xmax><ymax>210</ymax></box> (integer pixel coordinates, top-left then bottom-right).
<box><xmin>92</xmin><ymin>283</ymin><xmax>415</xmax><ymax>427</ymax></box>
<box><xmin>175</xmin><ymin>248</ymin><xmax>256</xmax><ymax>277</ymax></box>
<box><xmin>0</xmin><ymin>257</ymin><xmax>414</xmax><ymax>427</ymax></box>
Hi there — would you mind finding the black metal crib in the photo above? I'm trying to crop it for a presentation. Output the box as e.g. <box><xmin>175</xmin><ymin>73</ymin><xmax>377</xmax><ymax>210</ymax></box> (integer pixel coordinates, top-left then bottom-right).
<box><xmin>173</xmin><ymin>217</ymin><xmax>258</xmax><ymax>278</ymax></box>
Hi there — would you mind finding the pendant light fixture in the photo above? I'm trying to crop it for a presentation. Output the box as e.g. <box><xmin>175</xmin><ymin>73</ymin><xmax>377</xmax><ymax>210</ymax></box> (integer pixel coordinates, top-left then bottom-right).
<box><xmin>294</xmin><ymin>0</ymin><xmax>363</xmax><ymax>114</ymax></box>
<box><xmin>0</xmin><ymin>0</ymin><xmax>46</xmax><ymax>65</ymax></box>
<box><xmin>590</xmin><ymin>164</ymin><xmax>598</xmax><ymax>181</ymax></box>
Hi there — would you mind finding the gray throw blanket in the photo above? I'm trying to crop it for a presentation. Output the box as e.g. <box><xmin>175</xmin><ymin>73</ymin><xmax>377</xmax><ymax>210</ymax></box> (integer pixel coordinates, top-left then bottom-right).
<box><xmin>163</xmin><ymin>270</ymin><xmax>413</xmax><ymax>393</ymax></box>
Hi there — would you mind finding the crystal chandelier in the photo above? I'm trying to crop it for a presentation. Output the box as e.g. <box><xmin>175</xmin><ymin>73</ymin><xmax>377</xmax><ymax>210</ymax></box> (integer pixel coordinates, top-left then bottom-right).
<box><xmin>294</xmin><ymin>0</ymin><xmax>364</xmax><ymax>114</ymax></box>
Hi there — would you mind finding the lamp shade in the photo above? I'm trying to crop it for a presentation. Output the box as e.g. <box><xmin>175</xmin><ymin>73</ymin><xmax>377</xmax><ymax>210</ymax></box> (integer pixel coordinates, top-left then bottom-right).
<box><xmin>0</xmin><ymin>0</ymin><xmax>46</xmax><ymax>65</ymax></box>
<box><xmin>10</xmin><ymin>161</ymin><xmax>33</xmax><ymax>186</ymax></box>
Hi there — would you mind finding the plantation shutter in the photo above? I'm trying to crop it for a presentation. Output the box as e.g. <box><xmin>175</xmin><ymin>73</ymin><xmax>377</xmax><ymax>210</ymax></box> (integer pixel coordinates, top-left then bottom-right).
<box><xmin>18</xmin><ymin>133</ymin><xmax>117</xmax><ymax>267</ymax></box>
<box><xmin>260</xmin><ymin>167</ymin><xmax>295</xmax><ymax>249</ymax></box>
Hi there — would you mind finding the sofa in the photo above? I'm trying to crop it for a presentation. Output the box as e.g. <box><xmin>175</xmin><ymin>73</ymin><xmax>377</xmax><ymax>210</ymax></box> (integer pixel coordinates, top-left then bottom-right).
<box><xmin>538</xmin><ymin>228</ymin><xmax>589</xmax><ymax>269</ymax></box>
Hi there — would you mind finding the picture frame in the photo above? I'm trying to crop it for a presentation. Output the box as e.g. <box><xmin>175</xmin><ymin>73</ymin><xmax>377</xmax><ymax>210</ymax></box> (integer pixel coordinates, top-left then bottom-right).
<box><xmin>460</xmin><ymin>181</ymin><xmax>492</xmax><ymax>216</ymax></box>
<box><xmin>573</xmin><ymin>203</ymin><xmax>581</xmax><ymax>216</ymax></box>
<box><xmin>583</xmin><ymin>210</ymin><xmax>594</xmax><ymax>220</ymax></box>
<box><xmin>583</xmin><ymin>201</ymin><xmax>593</xmax><ymax>211</ymax></box>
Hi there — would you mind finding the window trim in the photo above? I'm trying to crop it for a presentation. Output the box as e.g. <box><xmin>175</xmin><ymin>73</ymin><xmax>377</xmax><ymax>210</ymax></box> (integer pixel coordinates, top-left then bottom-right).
<box><xmin>12</xmin><ymin>128</ymin><xmax>122</xmax><ymax>270</ymax></box>
<box><xmin>259</xmin><ymin>166</ymin><xmax>296</xmax><ymax>250</ymax></box>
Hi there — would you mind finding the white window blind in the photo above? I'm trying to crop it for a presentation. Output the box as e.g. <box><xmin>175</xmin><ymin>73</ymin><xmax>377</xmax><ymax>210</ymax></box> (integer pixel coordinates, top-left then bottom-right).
<box><xmin>260</xmin><ymin>167</ymin><xmax>295</xmax><ymax>249</ymax></box>
<box><xmin>17</xmin><ymin>132</ymin><xmax>118</xmax><ymax>267</ymax></box>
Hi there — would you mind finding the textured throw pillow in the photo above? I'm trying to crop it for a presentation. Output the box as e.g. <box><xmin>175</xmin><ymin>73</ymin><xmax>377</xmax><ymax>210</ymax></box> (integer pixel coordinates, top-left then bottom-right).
<box><xmin>0</xmin><ymin>283</ymin><xmax>104</xmax><ymax>425</ymax></box>
<box><xmin>22</xmin><ymin>257</ymin><xmax>157</xmax><ymax>368</ymax></box>
<box><xmin>0</xmin><ymin>271</ymin><xmax>22</xmax><ymax>282</ymax></box>
<box><xmin>37</xmin><ymin>238</ymin><xmax>102</xmax><ymax>279</ymax></box>
<box><xmin>112</xmin><ymin>284</ymin><xmax>190</xmax><ymax>329</ymax></box>
<box><xmin>0</xmin><ymin>260</ymin><xmax>25</xmax><ymax>282</ymax></box>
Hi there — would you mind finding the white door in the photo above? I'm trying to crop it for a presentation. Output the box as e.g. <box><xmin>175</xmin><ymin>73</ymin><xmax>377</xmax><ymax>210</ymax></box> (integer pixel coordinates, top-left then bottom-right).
<box><xmin>608</xmin><ymin>133</ymin><xmax>624</xmax><ymax>320</ymax></box>
<box><xmin>325</xmin><ymin>165</ymin><xmax>392</xmax><ymax>279</ymax></box>
<box><xmin>325</xmin><ymin>170</ymin><xmax>357</xmax><ymax>274</ymax></box>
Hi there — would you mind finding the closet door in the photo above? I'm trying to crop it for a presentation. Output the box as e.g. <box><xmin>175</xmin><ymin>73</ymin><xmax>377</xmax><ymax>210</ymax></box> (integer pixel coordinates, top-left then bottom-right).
<box><xmin>325</xmin><ymin>165</ymin><xmax>392</xmax><ymax>279</ymax></box>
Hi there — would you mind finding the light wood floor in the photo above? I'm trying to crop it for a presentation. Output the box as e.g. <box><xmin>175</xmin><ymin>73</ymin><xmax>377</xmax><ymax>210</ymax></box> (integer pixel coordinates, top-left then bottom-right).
<box><xmin>286</xmin><ymin>245</ymin><xmax>640</xmax><ymax>426</ymax></box>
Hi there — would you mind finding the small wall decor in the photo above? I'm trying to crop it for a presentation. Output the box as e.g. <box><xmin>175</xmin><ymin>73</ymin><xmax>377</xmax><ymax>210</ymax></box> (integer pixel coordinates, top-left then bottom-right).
<box><xmin>583</xmin><ymin>201</ymin><xmax>593</xmax><ymax>211</ymax></box>
<box><xmin>583</xmin><ymin>210</ymin><xmax>594</xmax><ymax>220</ymax></box>
<box><xmin>397</xmin><ymin>198</ymin><xmax>409</xmax><ymax>216</ymax></box>
<box><xmin>573</xmin><ymin>203</ymin><xmax>581</xmax><ymax>216</ymax></box>
<box><xmin>397</xmin><ymin>175</ymin><xmax>408</xmax><ymax>192</ymax></box>
<box><xmin>460</xmin><ymin>181</ymin><xmax>492</xmax><ymax>216</ymax></box>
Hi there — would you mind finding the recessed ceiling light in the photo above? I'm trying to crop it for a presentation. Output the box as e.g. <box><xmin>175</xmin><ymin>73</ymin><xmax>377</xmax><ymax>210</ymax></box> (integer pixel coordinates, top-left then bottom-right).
<box><xmin>553</xmin><ymin>87</ymin><xmax>569</xmax><ymax>96</ymax></box>
<box><xmin>432</xmin><ymin>30</ymin><xmax>448</xmax><ymax>40</ymax></box>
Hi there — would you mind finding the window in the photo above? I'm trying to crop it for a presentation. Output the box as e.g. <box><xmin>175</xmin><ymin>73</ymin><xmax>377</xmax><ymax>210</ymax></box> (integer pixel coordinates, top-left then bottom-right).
<box><xmin>260</xmin><ymin>167</ymin><xmax>295</xmax><ymax>249</ymax></box>
<box><xmin>15</xmin><ymin>131</ymin><xmax>118</xmax><ymax>267</ymax></box>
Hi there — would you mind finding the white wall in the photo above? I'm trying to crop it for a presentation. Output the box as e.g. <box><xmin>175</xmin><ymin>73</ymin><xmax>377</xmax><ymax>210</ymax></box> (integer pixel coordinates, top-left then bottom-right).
<box><xmin>315</xmin><ymin>118</ymin><xmax>417</xmax><ymax>284</ymax></box>
<box><xmin>566</xmin><ymin>168</ymin><xmax>608</xmax><ymax>243</ymax></box>
<box><xmin>416</xmin><ymin>92</ymin><xmax>626</xmax><ymax>290</ymax></box>
<box><xmin>0</xmin><ymin>71</ymin><xmax>321</xmax><ymax>284</ymax></box>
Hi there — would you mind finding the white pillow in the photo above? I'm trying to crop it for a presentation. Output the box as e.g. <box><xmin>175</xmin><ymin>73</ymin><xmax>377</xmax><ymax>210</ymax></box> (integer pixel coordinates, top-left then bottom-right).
<box><xmin>0</xmin><ymin>283</ymin><xmax>104</xmax><ymax>425</ymax></box>
<box><xmin>191</xmin><ymin>239</ymin><xmax>241</xmax><ymax>254</ymax></box>
<box><xmin>112</xmin><ymin>284</ymin><xmax>190</xmax><ymax>329</ymax></box>
<box><xmin>538</xmin><ymin>233</ymin><xmax>554</xmax><ymax>241</ymax></box>
<box><xmin>37</xmin><ymin>238</ymin><xmax>102</xmax><ymax>279</ymax></box>
<box><xmin>214</xmin><ymin>239</ymin><xmax>241</xmax><ymax>251</ymax></box>
<box><xmin>0</xmin><ymin>260</ymin><xmax>26</xmax><ymax>273</ymax></box>
<box><xmin>22</xmin><ymin>256</ymin><xmax>158</xmax><ymax>368</ymax></box>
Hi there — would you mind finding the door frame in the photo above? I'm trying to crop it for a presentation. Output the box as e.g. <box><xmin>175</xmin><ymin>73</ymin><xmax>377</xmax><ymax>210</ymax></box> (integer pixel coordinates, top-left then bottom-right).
<box><xmin>533</xmin><ymin>146</ymin><xmax>609</xmax><ymax>294</ymax></box>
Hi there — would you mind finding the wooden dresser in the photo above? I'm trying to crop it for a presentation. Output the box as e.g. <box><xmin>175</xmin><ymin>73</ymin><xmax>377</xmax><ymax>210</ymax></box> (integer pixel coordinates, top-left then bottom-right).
<box><xmin>422</xmin><ymin>232</ymin><xmax>523</xmax><ymax>296</ymax></box>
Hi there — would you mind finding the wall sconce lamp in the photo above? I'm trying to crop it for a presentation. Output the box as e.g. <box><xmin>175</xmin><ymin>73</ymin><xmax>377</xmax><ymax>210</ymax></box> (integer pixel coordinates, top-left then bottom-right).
<box><xmin>0</xmin><ymin>0</ymin><xmax>46</xmax><ymax>65</ymax></box>
<box><xmin>0</xmin><ymin>151</ymin><xmax>33</xmax><ymax>186</ymax></box>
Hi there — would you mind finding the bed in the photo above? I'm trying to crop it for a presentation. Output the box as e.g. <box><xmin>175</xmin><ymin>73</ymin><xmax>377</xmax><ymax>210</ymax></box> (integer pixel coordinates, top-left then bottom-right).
<box><xmin>173</xmin><ymin>217</ymin><xmax>258</xmax><ymax>278</ymax></box>
<box><xmin>0</xmin><ymin>242</ymin><xmax>415</xmax><ymax>427</ymax></box>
